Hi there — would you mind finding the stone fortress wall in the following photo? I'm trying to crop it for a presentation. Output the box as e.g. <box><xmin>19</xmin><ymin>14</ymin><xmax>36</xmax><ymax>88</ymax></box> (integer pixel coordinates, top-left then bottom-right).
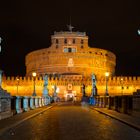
<box><xmin>25</xmin><ymin>32</ymin><xmax>116</xmax><ymax>78</ymax></box>
<box><xmin>2</xmin><ymin>76</ymin><xmax>140</xmax><ymax>99</ymax></box>
<box><xmin>2</xmin><ymin>31</ymin><xmax>140</xmax><ymax>99</ymax></box>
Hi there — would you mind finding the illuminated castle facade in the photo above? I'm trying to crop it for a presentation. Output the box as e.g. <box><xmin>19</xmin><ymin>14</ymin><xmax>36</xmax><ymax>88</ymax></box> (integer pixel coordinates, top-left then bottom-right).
<box><xmin>2</xmin><ymin>29</ymin><xmax>140</xmax><ymax>100</ymax></box>
<box><xmin>25</xmin><ymin>31</ymin><xmax>116</xmax><ymax>78</ymax></box>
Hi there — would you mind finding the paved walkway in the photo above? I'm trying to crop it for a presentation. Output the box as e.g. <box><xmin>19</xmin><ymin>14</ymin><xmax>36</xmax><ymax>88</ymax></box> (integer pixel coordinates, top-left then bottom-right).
<box><xmin>0</xmin><ymin>102</ymin><xmax>140</xmax><ymax>139</ymax></box>
<box><xmin>1</xmin><ymin>102</ymin><xmax>140</xmax><ymax>140</ymax></box>
<box><xmin>0</xmin><ymin>104</ymin><xmax>57</xmax><ymax>136</ymax></box>
<box><xmin>90</xmin><ymin>107</ymin><xmax>140</xmax><ymax>131</ymax></box>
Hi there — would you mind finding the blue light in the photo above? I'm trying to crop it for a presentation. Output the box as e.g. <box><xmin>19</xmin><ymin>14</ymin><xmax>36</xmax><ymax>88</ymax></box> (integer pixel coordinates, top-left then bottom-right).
<box><xmin>138</xmin><ymin>29</ymin><xmax>140</xmax><ymax>35</ymax></box>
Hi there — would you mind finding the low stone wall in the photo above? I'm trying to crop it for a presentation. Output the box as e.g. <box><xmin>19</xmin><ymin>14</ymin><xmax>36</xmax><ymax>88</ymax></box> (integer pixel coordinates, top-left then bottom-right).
<box><xmin>95</xmin><ymin>95</ymin><xmax>140</xmax><ymax>116</ymax></box>
<box><xmin>132</xmin><ymin>95</ymin><xmax>140</xmax><ymax>117</ymax></box>
<box><xmin>1</xmin><ymin>94</ymin><xmax>52</xmax><ymax>120</ymax></box>
<box><xmin>0</xmin><ymin>88</ymin><xmax>13</xmax><ymax>120</ymax></box>
<box><xmin>11</xmin><ymin>96</ymin><xmax>51</xmax><ymax>115</ymax></box>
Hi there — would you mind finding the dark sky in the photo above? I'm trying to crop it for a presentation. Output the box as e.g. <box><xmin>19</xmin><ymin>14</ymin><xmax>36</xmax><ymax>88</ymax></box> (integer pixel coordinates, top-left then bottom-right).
<box><xmin>0</xmin><ymin>0</ymin><xmax>140</xmax><ymax>76</ymax></box>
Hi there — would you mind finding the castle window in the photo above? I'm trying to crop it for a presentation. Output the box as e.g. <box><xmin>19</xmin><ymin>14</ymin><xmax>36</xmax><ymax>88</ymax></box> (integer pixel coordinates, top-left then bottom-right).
<box><xmin>81</xmin><ymin>39</ymin><xmax>84</xmax><ymax>44</ymax></box>
<box><xmin>64</xmin><ymin>47</ymin><xmax>76</xmax><ymax>53</ymax></box>
<box><xmin>72</xmin><ymin>48</ymin><xmax>76</xmax><ymax>52</ymax></box>
<box><xmin>64</xmin><ymin>48</ymin><xmax>68</xmax><ymax>52</ymax></box>
<box><xmin>81</xmin><ymin>45</ymin><xmax>83</xmax><ymax>49</ymax></box>
<box><xmin>68</xmin><ymin>48</ymin><xmax>72</xmax><ymax>52</ymax></box>
<box><xmin>56</xmin><ymin>39</ymin><xmax>59</xmax><ymax>44</ymax></box>
<box><xmin>56</xmin><ymin>45</ymin><xmax>58</xmax><ymax>49</ymax></box>
<box><xmin>64</xmin><ymin>38</ymin><xmax>67</xmax><ymax>44</ymax></box>
<box><xmin>73</xmin><ymin>39</ymin><xmax>75</xmax><ymax>44</ymax></box>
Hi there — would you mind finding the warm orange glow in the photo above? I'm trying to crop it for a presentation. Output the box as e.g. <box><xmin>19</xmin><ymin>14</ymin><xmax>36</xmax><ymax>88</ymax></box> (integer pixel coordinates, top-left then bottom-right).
<box><xmin>105</xmin><ymin>72</ymin><xmax>109</xmax><ymax>77</ymax></box>
<box><xmin>32</xmin><ymin>72</ymin><xmax>36</xmax><ymax>77</ymax></box>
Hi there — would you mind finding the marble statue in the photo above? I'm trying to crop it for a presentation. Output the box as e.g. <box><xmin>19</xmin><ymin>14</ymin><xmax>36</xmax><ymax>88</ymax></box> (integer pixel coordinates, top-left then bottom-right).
<box><xmin>43</xmin><ymin>74</ymin><xmax>48</xmax><ymax>87</ymax></box>
<box><xmin>43</xmin><ymin>74</ymin><xmax>51</xmax><ymax>105</ymax></box>
<box><xmin>91</xmin><ymin>73</ymin><xmax>97</xmax><ymax>96</ymax></box>
<box><xmin>82</xmin><ymin>84</ymin><xmax>86</xmax><ymax>97</ymax></box>
<box><xmin>43</xmin><ymin>74</ymin><xmax>49</xmax><ymax>96</ymax></box>
<box><xmin>89</xmin><ymin>73</ymin><xmax>97</xmax><ymax>105</ymax></box>
<box><xmin>53</xmin><ymin>85</ymin><xmax>58</xmax><ymax>102</ymax></box>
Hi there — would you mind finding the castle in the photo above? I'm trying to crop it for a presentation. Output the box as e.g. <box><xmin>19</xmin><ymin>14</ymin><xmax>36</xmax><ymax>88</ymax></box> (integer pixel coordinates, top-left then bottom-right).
<box><xmin>2</xmin><ymin>28</ymin><xmax>140</xmax><ymax>101</ymax></box>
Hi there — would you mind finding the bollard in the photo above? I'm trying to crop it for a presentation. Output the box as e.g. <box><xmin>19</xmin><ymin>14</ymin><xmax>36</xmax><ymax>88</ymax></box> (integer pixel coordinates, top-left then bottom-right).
<box><xmin>30</xmin><ymin>96</ymin><xmax>35</xmax><ymax>109</ymax></box>
<box><xmin>16</xmin><ymin>96</ymin><xmax>23</xmax><ymax>113</ymax></box>
<box><xmin>105</xmin><ymin>96</ymin><xmax>109</xmax><ymax>108</ymax></box>
<box><xmin>118</xmin><ymin>96</ymin><xmax>122</xmax><ymax>112</ymax></box>
<box><xmin>127</xmin><ymin>96</ymin><xmax>133</xmax><ymax>115</ymax></box>
<box><xmin>11</xmin><ymin>96</ymin><xmax>16</xmax><ymax>115</ymax></box>
<box><xmin>23</xmin><ymin>96</ymin><xmax>30</xmax><ymax>111</ymax></box>
<box><xmin>35</xmin><ymin>97</ymin><xmax>39</xmax><ymax>108</ymax></box>
<box><xmin>110</xmin><ymin>96</ymin><xmax>115</xmax><ymax>110</ymax></box>
<box><xmin>38</xmin><ymin>97</ymin><xmax>42</xmax><ymax>107</ymax></box>
<box><xmin>41</xmin><ymin>97</ymin><xmax>45</xmax><ymax>106</ymax></box>
<box><xmin>114</xmin><ymin>96</ymin><xmax>118</xmax><ymax>111</ymax></box>
<box><xmin>108</xmin><ymin>96</ymin><xmax>111</xmax><ymax>109</ymax></box>
<box><xmin>122</xmin><ymin>96</ymin><xmax>127</xmax><ymax>114</ymax></box>
<box><xmin>103</xmin><ymin>96</ymin><xmax>106</xmax><ymax>108</ymax></box>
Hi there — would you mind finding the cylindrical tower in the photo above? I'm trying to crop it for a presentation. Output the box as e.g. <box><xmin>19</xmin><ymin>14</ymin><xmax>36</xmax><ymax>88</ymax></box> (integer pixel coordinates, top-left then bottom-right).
<box><xmin>25</xmin><ymin>31</ymin><xmax>116</xmax><ymax>78</ymax></box>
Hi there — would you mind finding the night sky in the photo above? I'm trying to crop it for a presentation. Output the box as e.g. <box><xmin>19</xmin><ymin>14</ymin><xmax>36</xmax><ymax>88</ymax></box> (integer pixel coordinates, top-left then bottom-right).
<box><xmin>0</xmin><ymin>0</ymin><xmax>140</xmax><ymax>76</ymax></box>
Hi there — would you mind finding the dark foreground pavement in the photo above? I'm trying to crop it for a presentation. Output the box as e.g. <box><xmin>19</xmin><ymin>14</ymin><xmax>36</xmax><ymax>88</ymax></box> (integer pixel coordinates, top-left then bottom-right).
<box><xmin>0</xmin><ymin>102</ymin><xmax>140</xmax><ymax>140</ymax></box>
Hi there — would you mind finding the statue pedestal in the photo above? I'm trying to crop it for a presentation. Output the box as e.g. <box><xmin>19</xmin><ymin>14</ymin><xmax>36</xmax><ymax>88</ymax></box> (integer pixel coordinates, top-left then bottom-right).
<box><xmin>89</xmin><ymin>96</ymin><xmax>96</xmax><ymax>105</ymax></box>
<box><xmin>0</xmin><ymin>87</ymin><xmax>13</xmax><ymax>120</ymax></box>
<box><xmin>43</xmin><ymin>96</ymin><xmax>51</xmax><ymax>105</ymax></box>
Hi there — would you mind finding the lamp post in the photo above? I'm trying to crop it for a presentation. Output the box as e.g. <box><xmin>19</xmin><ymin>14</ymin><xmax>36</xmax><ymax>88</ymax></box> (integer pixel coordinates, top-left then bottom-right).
<box><xmin>32</xmin><ymin>72</ymin><xmax>37</xmax><ymax>96</ymax></box>
<box><xmin>0</xmin><ymin>37</ymin><xmax>2</xmax><ymax>53</ymax></box>
<box><xmin>105</xmin><ymin>72</ymin><xmax>109</xmax><ymax>96</ymax></box>
<box><xmin>120</xmin><ymin>77</ymin><xmax>124</xmax><ymax>95</ymax></box>
<box><xmin>16</xmin><ymin>77</ymin><xmax>19</xmax><ymax>95</ymax></box>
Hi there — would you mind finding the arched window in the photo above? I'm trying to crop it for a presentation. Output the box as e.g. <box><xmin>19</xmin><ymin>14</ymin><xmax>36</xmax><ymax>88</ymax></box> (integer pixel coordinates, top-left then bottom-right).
<box><xmin>81</xmin><ymin>39</ymin><xmax>84</xmax><ymax>44</ymax></box>
<box><xmin>56</xmin><ymin>39</ymin><xmax>59</xmax><ymax>44</ymax></box>
<box><xmin>64</xmin><ymin>38</ymin><xmax>67</xmax><ymax>44</ymax></box>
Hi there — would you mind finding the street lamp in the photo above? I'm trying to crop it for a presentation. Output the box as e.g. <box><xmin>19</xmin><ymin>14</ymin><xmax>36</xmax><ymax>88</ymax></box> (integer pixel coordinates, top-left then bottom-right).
<box><xmin>16</xmin><ymin>77</ymin><xmax>19</xmax><ymax>95</ymax></box>
<box><xmin>32</xmin><ymin>72</ymin><xmax>37</xmax><ymax>96</ymax></box>
<box><xmin>105</xmin><ymin>72</ymin><xmax>109</xmax><ymax>96</ymax></box>
<box><xmin>120</xmin><ymin>77</ymin><xmax>124</xmax><ymax>95</ymax></box>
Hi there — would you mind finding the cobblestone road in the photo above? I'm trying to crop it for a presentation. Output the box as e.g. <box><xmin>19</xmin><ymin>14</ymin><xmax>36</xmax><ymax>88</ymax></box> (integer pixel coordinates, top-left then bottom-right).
<box><xmin>1</xmin><ymin>102</ymin><xmax>140</xmax><ymax>140</ymax></box>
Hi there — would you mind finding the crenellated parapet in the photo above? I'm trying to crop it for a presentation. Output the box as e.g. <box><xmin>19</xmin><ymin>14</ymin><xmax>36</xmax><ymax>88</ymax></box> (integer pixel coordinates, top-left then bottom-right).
<box><xmin>2</xmin><ymin>76</ymin><xmax>140</xmax><ymax>85</ymax></box>
<box><xmin>1</xmin><ymin>76</ymin><xmax>140</xmax><ymax>97</ymax></box>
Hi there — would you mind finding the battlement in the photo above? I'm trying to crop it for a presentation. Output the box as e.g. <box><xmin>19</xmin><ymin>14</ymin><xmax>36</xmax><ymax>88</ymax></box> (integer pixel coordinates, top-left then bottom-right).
<box><xmin>2</xmin><ymin>75</ymin><xmax>140</xmax><ymax>97</ymax></box>
<box><xmin>2</xmin><ymin>76</ymin><xmax>140</xmax><ymax>84</ymax></box>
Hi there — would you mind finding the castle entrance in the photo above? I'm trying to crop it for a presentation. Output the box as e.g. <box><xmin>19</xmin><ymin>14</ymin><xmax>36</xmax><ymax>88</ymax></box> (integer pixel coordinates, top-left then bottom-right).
<box><xmin>64</xmin><ymin>91</ymin><xmax>76</xmax><ymax>101</ymax></box>
<box><xmin>66</xmin><ymin>93</ymin><xmax>74</xmax><ymax>101</ymax></box>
